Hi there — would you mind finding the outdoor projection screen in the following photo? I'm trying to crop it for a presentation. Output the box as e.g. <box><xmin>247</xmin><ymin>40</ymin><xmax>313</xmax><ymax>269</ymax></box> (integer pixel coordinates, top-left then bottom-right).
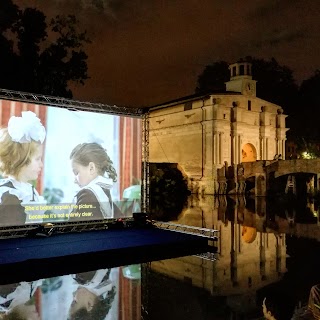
<box><xmin>0</xmin><ymin>98</ymin><xmax>142</xmax><ymax>227</ymax></box>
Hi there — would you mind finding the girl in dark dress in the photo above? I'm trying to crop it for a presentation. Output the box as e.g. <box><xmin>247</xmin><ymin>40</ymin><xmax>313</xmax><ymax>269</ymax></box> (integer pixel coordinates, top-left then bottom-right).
<box><xmin>70</xmin><ymin>143</ymin><xmax>121</xmax><ymax>220</ymax></box>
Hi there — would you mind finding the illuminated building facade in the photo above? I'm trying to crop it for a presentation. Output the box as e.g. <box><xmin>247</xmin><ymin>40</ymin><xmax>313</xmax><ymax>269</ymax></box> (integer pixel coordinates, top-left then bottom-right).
<box><xmin>148</xmin><ymin>61</ymin><xmax>289</xmax><ymax>194</ymax></box>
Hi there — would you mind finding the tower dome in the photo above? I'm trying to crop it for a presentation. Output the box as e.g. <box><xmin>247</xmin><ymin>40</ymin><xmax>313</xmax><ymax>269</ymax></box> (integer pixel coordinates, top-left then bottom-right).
<box><xmin>225</xmin><ymin>59</ymin><xmax>256</xmax><ymax>96</ymax></box>
<box><xmin>229</xmin><ymin>60</ymin><xmax>252</xmax><ymax>80</ymax></box>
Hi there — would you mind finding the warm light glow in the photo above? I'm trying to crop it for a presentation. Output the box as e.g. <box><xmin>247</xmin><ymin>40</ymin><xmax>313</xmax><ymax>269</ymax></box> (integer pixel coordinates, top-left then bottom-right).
<box><xmin>302</xmin><ymin>151</ymin><xmax>313</xmax><ymax>159</ymax></box>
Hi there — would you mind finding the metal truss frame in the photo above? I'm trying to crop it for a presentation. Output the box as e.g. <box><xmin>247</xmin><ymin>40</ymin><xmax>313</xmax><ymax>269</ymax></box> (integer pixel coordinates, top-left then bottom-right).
<box><xmin>153</xmin><ymin>221</ymin><xmax>219</xmax><ymax>240</ymax></box>
<box><xmin>0</xmin><ymin>89</ymin><xmax>151</xmax><ymax>238</ymax></box>
<box><xmin>141</xmin><ymin>112</ymin><xmax>150</xmax><ymax>212</ymax></box>
<box><xmin>0</xmin><ymin>218</ymin><xmax>135</xmax><ymax>239</ymax></box>
<box><xmin>141</xmin><ymin>262</ymin><xmax>151</xmax><ymax>320</ymax></box>
<box><xmin>194</xmin><ymin>252</ymin><xmax>216</xmax><ymax>261</ymax></box>
<box><xmin>0</xmin><ymin>224</ymin><xmax>38</xmax><ymax>239</ymax></box>
<box><xmin>0</xmin><ymin>88</ymin><xmax>145</xmax><ymax>116</ymax></box>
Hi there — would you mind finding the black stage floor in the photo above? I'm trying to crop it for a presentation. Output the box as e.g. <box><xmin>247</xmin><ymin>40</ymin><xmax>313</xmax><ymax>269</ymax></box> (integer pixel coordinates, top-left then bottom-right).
<box><xmin>0</xmin><ymin>227</ymin><xmax>211</xmax><ymax>284</ymax></box>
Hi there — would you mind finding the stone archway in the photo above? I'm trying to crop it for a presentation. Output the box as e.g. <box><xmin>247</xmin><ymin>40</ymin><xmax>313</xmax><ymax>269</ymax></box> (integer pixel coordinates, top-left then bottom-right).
<box><xmin>242</xmin><ymin>143</ymin><xmax>257</xmax><ymax>162</ymax></box>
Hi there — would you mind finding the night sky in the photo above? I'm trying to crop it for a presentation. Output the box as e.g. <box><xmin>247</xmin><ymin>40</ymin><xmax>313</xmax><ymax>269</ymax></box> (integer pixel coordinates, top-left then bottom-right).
<box><xmin>15</xmin><ymin>0</ymin><xmax>320</xmax><ymax>108</ymax></box>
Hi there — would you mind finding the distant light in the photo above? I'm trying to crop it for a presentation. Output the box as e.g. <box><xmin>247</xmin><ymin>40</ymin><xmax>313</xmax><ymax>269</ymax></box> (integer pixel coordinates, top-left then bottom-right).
<box><xmin>302</xmin><ymin>151</ymin><xmax>313</xmax><ymax>159</ymax></box>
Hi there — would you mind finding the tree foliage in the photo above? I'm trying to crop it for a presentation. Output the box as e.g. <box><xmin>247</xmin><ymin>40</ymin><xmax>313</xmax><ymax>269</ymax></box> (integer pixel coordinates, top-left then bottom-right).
<box><xmin>149</xmin><ymin>163</ymin><xmax>190</xmax><ymax>221</ymax></box>
<box><xmin>0</xmin><ymin>0</ymin><xmax>90</xmax><ymax>98</ymax></box>
<box><xmin>295</xmin><ymin>70</ymin><xmax>320</xmax><ymax>139</ymax></box>
<box><xmin>249</xmin><ymin>57</ymin><xmax>299</xmax><ymax>111</ymax></box>
<box><xmin>195</xmin><ymin>61</ymin><xmax>230</xmax><ymax>94</ymax></box>
<box><xmin>299</xmin><ymin>70</ymin><xmax>320</xmax><ymax>106</ymax></box>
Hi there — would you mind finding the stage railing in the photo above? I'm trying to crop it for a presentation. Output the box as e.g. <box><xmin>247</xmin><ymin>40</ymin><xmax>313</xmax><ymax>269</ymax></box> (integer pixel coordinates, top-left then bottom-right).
<box><xmin>152</xmin><ymin>221</ymin><xmax>218</xmax><ymax>239</ymax></box>
<box><xmin>152</xmin><ymin>221</ymin><xmax>218</xmax><ymax>261</ymax></box>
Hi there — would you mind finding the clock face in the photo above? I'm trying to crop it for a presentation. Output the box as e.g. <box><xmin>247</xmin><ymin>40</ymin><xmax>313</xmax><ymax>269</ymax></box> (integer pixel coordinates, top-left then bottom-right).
<box><xmin>245</xmin><ymin>82</ymin><xmax>255</xmax><ymax>95</ymax></box>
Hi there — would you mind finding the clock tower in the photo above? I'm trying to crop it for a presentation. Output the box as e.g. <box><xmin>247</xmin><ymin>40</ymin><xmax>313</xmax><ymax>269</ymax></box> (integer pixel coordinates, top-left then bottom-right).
<box><xmin>225</xmin><ymin>60</ymin><xmax>257</xmax><ymax>97</ymax></box>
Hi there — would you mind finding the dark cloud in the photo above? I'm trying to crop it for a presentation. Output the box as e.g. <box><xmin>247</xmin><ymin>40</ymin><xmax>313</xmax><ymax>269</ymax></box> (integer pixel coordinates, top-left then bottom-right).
<box><xmin>13</xmin><ymin>0</ymin><xmax>320</xmax><ymax>107</ymax></box>
<box><xmin>268</xmin><ymin>29</ymin><xmax>306</xmax><ymax>45</ymax></box>
<box><xmin>253</xmin><ymin>27</ymin><xmax>306</xmax><ymax>47</ymax></box>
<box><xmin>248</xmin><ymin>0</ymin><xmax>301</xmax><ymax>19</ymax></box>
<box><xmin>79</xmin><ymin>0</ymin><xmax>129</xmax><ymax>18</ymax></box>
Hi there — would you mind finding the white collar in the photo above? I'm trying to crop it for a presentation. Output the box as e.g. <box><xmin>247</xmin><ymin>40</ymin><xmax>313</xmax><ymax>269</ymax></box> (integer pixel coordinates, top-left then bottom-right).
<box><xmin>82</xmin><ymin>281</ymin><xmax>114</xmax><ymax>298</ymax></box>
<box><xmin>0</xmin><ymin>176</ymin><xmax>41</xmax><ymax>203</ymax></box>
<box><xmin>82</xmin><ymin>176</ymin><xmax>113</xmax><ymax>190</ymax></box>
<box><xmin>6</xmin><ymin>176</ymin><xmax>33</xmax><ymax>189</ymax></box>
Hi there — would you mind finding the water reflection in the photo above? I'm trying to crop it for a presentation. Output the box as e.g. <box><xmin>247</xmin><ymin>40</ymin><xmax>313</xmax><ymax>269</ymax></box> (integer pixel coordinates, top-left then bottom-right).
<box><xmin>0</xmin><ymin>264</ymin><xmax>141</xmax><ymax>320</ymax></box>
<box><xmin>145</xmin><ymin>195</ymin><xmax>320</xmax><ymax>319</ymax></box>
<box><xmin>1</xmin><ymin>195</ymin><xmax>319</xmax><ymax>320</ymax></box>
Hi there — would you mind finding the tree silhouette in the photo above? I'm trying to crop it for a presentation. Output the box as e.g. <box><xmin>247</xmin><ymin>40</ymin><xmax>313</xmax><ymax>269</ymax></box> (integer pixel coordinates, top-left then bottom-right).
<box><xmin>297</xmin><ymin>70</ymin><xmax>320</xmax><ymax>139</ymax></box>
<box><xmin>195</xmin><ymin>61</ymin><xmax>230</xmax><ymax>94</ymax></box>
<box><xmin>149</xmin><ymin>163</ymin><xmax>190</xmax><ymax>221</ymax></box>
<box><xmin>299</xmin><ymin>70</ymin><xmax>320</xmax><ymax>106</ymax></box>
<box><xmin>249</xmin><ymin>57</ymin><xmax>299</xmax><ymax>112</ymax></box>
<box><xmin>0</xmin><ymin>1</ymin><xmax>90</xmax><ymax>98</ymax></box>
<box><xmin>195</xmin><ymin>57</ymin><xmax>302</xmax><ymax>137</ymax></box>
<box><xmin>196</xmin><ymin>57</ymin><xmax>298</xmax><ymax>112</ymax></box>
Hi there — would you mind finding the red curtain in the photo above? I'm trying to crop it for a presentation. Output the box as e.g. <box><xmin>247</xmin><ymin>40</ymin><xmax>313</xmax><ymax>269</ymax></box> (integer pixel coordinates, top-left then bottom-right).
<box><xmin>119</xmin><ymin>116</ymin><xmax>142</xmax><ymax>199</ymax></box>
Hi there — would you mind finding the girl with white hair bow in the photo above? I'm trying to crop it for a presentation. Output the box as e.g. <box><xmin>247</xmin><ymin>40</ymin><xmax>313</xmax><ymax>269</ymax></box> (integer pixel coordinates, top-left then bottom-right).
<box><xmin>0</xmin><ymin>111</ymin><xmax>46</xmax><ymax>225</ymax></box>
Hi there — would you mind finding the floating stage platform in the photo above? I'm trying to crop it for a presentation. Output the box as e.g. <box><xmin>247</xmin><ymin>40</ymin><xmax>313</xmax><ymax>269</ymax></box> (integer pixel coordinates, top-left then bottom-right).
<box><xmin>0</xmin><ymin>220</ymin><xmax>216</xmax><ymax>284</ymax></box>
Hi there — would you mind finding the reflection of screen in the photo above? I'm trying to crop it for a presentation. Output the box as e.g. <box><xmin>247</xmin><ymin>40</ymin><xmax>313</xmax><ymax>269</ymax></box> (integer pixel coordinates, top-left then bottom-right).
<box><xmin>0</xmin><ymin>265</ymin><xmax>141</xmax><ymax>320</ymax></box>
<box><xmin>0</xmin><ymin>99</ymin><xmax>142</xmax><ymax>226</ymax></box>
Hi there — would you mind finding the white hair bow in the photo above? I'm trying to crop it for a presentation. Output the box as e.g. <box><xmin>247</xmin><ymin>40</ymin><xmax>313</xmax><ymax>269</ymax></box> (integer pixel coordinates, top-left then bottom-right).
<box><xmin>8</xmin><ymin>111</ymin><xmax>46</xmax><ymax>143</ymax></box>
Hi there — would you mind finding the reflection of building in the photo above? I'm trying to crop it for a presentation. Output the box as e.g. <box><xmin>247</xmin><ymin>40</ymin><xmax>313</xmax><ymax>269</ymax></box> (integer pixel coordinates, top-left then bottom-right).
<box><xmin>148</xmin><ymin>61</ymin><xmax>288</xmax><ymax>194</ymax></box>
<box><xmin>150</xmin><ymin>196</ymin><xmax>287</xmax><ymax>314</ymax></box>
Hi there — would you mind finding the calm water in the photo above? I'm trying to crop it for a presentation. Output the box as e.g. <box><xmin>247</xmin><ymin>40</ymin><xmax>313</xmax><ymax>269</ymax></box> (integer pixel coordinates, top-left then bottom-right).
<box><xmin>1</xmin><ymin>195</ymin><xmax>319</xmax><ymax>319</ymax></box>
<box><xmin>144</xmin><ymin>195</ymin><xmax>320</xmax><ymax>320</ymax></box>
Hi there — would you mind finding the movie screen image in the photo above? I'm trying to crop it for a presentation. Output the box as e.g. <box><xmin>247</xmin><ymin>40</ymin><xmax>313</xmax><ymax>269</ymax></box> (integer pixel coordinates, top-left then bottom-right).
<box><xmin>0</xmin><ymin>264</ymin><xmax>141</xmax><ymax>320</ymax></box>
<box><xmin>0</xmin><ymin>99</ymin><xmax>142</xmax><ymax>227</ymax></box>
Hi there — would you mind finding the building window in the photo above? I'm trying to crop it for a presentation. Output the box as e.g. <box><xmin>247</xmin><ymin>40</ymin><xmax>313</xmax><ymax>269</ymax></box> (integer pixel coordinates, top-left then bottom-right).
<box><xmin>247</xmin><ymin>64</ymin><xmax>250</xmax><ymax>75</ymax></box>
<box><xmin>232</xmin><ymin>66</ymin><xmax>236</xmax><ymax>77</ymax></box>
<box><xmin>239</xmin><ymin>65</ymin><xmax>245</xmax><ymax>75</ymax></box>
<box><xmin>184</xmin><ymin>101</ymin><xmax>192</xmax><ymax>111</ymax></box>
<box><xmin>248</xmin><ymin>100</ymin><xmax>251</xmax><ymax>110</ymax></box>
<box><xmin>223</xmin><ymin>113</ymin><xmax>226</xmax><ymax>119</ymax></box>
